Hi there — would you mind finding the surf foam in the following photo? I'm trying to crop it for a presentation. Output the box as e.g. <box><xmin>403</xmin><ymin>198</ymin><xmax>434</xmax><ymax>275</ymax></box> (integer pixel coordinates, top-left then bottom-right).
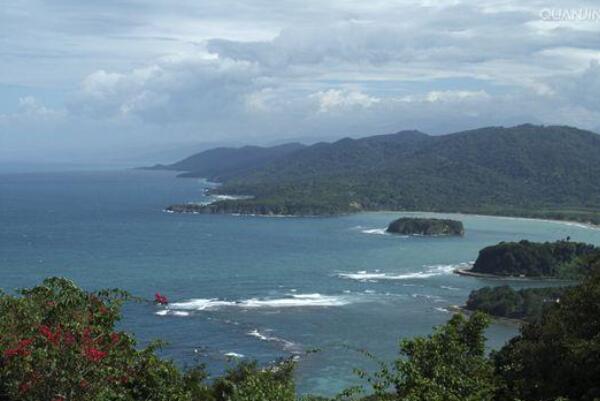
<box><xmin>247</xmin><ymin>329</ymin><xmax>299</xmax><ymax>352</ymax></box>
<box><xmin>338</xmin><ymin>262</ymin><xmax>471</xmax><ymax>282</ymax></box>
<box><xmin>163</xmin><ymin>293</ymin><xmax>353</xmax><ymax>314</ymax></box>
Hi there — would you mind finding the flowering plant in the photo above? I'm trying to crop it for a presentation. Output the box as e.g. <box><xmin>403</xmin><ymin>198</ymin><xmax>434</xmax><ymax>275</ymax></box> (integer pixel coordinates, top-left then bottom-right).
<box><xmin>0</xmin><ymin>278</ymin><xmax>193</xmax><ymax>401</ymax></box>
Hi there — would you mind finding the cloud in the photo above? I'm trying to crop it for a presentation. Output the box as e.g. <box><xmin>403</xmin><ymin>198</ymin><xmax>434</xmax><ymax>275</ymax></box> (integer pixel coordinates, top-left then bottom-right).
<box><xmin>3</xmin><ymin>0</ymin><xmax>600</xmax><ymax>163</ymax></box>
<box><xmin>0</xmin><ymin>97</ymin><xmax>65</xmax><ymax>124</ymax></box>
<box><xmin>550</xmin><ymin>61</ymin><xmax>600</xmax><ymax>111</ymax></box>
<box><xmin>71</xmin><ymin>54</ymin><xmax>261</xmax><ymax>123</ymax></box>
<box><xmin>312</xmin><ymin>89</ymin><xmax>380</xmax><ymax>113</ymax></box>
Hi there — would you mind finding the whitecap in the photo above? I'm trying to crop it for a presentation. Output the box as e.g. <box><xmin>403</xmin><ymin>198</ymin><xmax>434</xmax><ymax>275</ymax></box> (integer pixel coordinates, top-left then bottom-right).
<box><xmin>337</xmin><ymin>262</ymin><xmax>472</xmax><ymax>282</ymax></box>
<box><xmin>247</xmin><ymin>329</ymin><xmax>298</xmax><ymax>352</ymax></box>
<box><xmin>155</xmin><ymin>310</ymin><xmax>190</xmax><ymax>317</ymax></box>
<box><xmin>224</xmin><ymin>352</ymin><xmax>245</xmax><ymax>358</ymax></box>
<box><xmin>412</xmin><ymin>293</ymin><xmax>446</xmax><ymax>303</ymax></box>
<box><xmin>164</xmin><ymin>293</ymin><xmax>353</xmax><ymax>313</ymax></box>
<box><xmin>361</xmin><ymin>228</ymin><xmax>389</xmax><ymax>235</ymax></box>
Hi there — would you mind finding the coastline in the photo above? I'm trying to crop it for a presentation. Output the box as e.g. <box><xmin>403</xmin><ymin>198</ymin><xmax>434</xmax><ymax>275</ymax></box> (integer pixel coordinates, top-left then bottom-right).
<box><xmin>165</xmin><ymin>199</ymin><xmax>600</xmax><ymax>230</ymax></box>
<box><xmin>449</xmin><ymin>305</ymin><xmax>524</xmax><ymax>326</ymax></box>
<box><xmin>158</xmin><ymin>172</ymin><xmax>600</xmax><ymax>228</ymax></box>
<box><xmin>453</xmin><ymin>268</ymin><xmax>578</xmax><ymax>282</ymax></box>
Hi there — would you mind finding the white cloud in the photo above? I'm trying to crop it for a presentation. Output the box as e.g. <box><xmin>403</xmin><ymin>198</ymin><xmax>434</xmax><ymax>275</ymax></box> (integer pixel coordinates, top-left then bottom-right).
<box><xmin>3</xmin><ymin>0</ymin><xmax>600</xmax><ymax>162</ymax></box>
<box><xmin>72</xmin><ymin>55</ymin><xmax>261</xmax><ymax>123</ymax></box>
<box><xmin>312</xmin><ymin>89</ymin><xmax>380</xmax><ymax>113</ymax></box>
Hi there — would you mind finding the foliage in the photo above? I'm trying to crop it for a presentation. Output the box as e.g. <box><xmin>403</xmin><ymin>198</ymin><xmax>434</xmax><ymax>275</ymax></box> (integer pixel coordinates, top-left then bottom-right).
<box><xmin>3</xmin><ymin>268</ymin><xmax>600</xmax><ymax>401</ymax></box>
<box><xmin>471</xmin><ymin>239</ymin><xmax>599</xmax><ymax>278</ymax></box>
<box><xmin>492</xmin><ymin>255</ymin><xmax>600</xmax><ymax>401</ymax></box>
<box><xmin>0</xmin><ymin>277</ymin><xmax>294</xmax><ymax>401</ymax></box>
<box><xmin>162</xmin><ymin>125</ymin><xmax>600</xmax><ymax>220</ymax></box>
<box><xmin>357</xmin><ymin>313</ymin><xmax>496</xmax><ymax>401</ymax></box>
<box><xmin>386</xmin><ymin>218</ymin><xmax>464</xmax><ymax>236</ymax></box>
<box><xmin>211</xmin><ymin>360</ymin><xmax>296</xmax><ymax>401</ymax></box>
<box><xmin>465</xmin><ymin>285</ymin><xmax>566</xmax><ymax>321</ymax></box>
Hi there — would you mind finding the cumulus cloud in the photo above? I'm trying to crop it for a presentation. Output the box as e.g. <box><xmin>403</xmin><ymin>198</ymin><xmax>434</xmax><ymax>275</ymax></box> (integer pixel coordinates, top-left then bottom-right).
<box><xmin>72</xmin><ymin>55</ymin><xmax>261</xmax><ymax>123</ymax></box>
<box><xmin>3</xmin><ymin>0</ymin><xmax>600</xmax><ymax>162</ymax></box>
<box><xmin>312</xmin><ymin>89</ymin><xmax>380</xmax><ymax>113</ymax></box>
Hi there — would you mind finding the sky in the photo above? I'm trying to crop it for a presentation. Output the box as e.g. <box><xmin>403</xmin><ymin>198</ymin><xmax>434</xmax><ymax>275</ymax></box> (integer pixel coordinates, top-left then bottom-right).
<box><xmin>2</xmin><ymin>0</ymin><xmax>600</xmax><ymax>164</ymax></box>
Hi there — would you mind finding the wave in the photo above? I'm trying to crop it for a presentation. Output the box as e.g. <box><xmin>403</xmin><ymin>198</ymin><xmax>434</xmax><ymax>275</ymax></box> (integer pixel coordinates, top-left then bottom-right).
<box><xmin>155</xmin><ymin>310</ymin><xmax>190</xmax><ymax>317</ymax></box>
<box><xmin>411</xmin><ymin>293</ymin><xmax>447</xmax><ymax>303</ymax></box>
<box><xmin>247</xmin><ymin>329</ymin><xmax>299</xmax><ymax>352</ymax></box>
<box><xmin>338</xmin><ymin>262</ymin><xmax>471</xmax><ymax>282</ymax></box>
<box><xmin>440</xmin><ymin>285</ymin><xmax>461</xmax><ymax>291</ymax></box>
<box><xmin>224</xmin><ymin>352</ymin><xmax>245</xmax><ymax>358</ymax></box>
<box><xmin>361</xmin><ymin>228</ymin><xmax>389</xmax><ymax>235</ymax></box>
<box><xmin>162</xmin><ymin>293</ymin><xmax>353</xmax><ymax>314</ymax></box>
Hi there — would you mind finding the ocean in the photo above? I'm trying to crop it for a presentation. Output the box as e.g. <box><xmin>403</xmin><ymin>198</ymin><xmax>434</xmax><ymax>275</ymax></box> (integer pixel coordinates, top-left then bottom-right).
<box><xmin>2</xmin><ymin>169</ymin><xmax>600</xmax><ymax>395</ymax></box>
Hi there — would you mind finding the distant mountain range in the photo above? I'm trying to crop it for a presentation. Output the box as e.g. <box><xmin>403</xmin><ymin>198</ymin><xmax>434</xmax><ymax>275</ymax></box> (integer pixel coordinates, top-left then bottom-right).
<box><xmin>152</xmin><ymin>124</ymin><xmax>600</xmax><ymax>223</ymax></box>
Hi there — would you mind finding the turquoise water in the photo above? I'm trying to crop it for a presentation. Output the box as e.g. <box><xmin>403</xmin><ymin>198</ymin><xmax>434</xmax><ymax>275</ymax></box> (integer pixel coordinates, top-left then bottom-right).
<box><xmin>2</xmin><ymin>169</ymin><xmax>600</xmax><ymax>395</ymax></box>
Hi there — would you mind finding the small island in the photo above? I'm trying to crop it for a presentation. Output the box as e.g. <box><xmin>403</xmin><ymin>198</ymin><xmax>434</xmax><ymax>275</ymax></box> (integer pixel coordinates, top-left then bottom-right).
<box><xmin>386</xmin><ymin>217</ymin><xmax>464</xmax><ymax>236</ymax></box>
<box><xmin>457</xmin><ymin>239</ymin><xmax>598</xmax><ymax>279</ymax></box>
<box><xmin>464</xmin><ymin>285</ymin><xmax>566</xmax><ymax>321</ymax></box>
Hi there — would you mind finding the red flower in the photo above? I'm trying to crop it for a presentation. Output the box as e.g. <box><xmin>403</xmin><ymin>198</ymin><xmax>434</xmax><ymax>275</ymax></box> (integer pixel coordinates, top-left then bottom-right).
<box><xmin>79</xmin><ymin>379</ymin><xmax>89</xmax><ymax>389</ymax></box>
<box><xmin>4</xmin><ymin>348</ymin><xmax>19</xmax><ymax>358</ymax></box>
<box><xmin>63</xmin><ymin>331</ymin><xmax>76</xmax><ymax>346</ymax></box>
<box><xmin>154</xmin><ymin>292</ymin><xmax>168</xmax><ymax>305</ymax></box>
<box><xmin>110</xmin><ymin>332</ymin><xmax>121</xmax><ymax>345</ymax></box>
<box><xmin>39</xmin><ymin>325</ymin><xmax>61</xmax><ymax>346</ymax></box>
<box><xmin>85</xmin><ymin>347</ymin><xmax>107</xmax><ymax>362</ymax></box>
<box><xmin>5</xmin><ymin>338</ymin><xmax>33</xmax><ymax>358</ymax></box>
<box><xmin>82</xmin><ymin>327</ymin><xmax>92</xmax><ymax>343</ymax></box>
<box><xmin>39</xmin><ymin>325</ymin><xmax>52</xmax><ymax>338</ymax></box>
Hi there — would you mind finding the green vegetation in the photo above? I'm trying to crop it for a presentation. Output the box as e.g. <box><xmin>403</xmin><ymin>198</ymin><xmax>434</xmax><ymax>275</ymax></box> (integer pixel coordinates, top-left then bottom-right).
<box><xmin>465</xmin><ymin>285</ymin><xmax>566</xmax><ymax>321</ymax></box>
<box><xmin>0</xmin><ymin>277</ymin><xmax>295</xmax><ymax>401</ymax></box>
<box><xmin>3</xmin><ymin>256</ymin><xmax>600</xmax><ymax>400</ymax></box>
<box><xmin>492</xmin><ymin>255</ymin><xmax>600</xmax><ymax>401</ymax></box>
<box><xmin>145</xmin><ymin>143</ymin><xmax>305</xmax><ymax>181</ymax></box>
<box><xmin>470</xmin><ymin>239</ymin><xmax>599</xmax><ymax>278</ymax></box>
<box><xmin>358</xmin><ymin>312</ymin><xmax>496</xmax><ymax>401</ymax></box>
<box><xmin>160</xmin><ymin>125</ymin><xmax>600</xmax><ymax>221</ymax></box>
<box><xmin>386</xmin><ymin>217</ymin><xmax>464</xmax><ymax>236</ymax></box>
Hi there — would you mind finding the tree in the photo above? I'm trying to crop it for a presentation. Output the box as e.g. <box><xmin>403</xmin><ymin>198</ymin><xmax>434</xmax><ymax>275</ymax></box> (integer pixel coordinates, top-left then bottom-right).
<box><xmin>493</xmin><ymin>254</ymin><xmax>600</xmax><ymax>401</ymax></box>
<box><xmin>359</xmin><ymin>313</ymin><xmax>496</xmax><ymax>401</ymax></box>
<box><xmin>0</xmin><ymin>277</ymin><xmax>294</xmax><ymax>401</ymax></box>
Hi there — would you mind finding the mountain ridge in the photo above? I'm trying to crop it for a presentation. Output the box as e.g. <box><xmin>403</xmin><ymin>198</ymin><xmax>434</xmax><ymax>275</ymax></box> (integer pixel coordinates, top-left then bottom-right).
<box><xmin>156</xmin><ymin>124</ymin><xmax>600</xmax><ymax>223</ymax></box>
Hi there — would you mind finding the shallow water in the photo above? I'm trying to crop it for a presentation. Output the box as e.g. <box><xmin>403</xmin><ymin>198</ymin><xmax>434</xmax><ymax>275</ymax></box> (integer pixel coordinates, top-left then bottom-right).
<box><xmin>2</xmin><ymin>169</ymin><xmax>599</xmax><ymax>395</ymax></box>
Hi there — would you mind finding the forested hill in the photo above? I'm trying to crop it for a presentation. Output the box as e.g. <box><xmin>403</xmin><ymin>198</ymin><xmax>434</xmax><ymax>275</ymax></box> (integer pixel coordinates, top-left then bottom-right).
<box><xmin>160</xmin><ymin>124</ymin><xmax>600</xmax><ymax>221</ymax></box>
<box><xmin>145</xmin><ymin>142</ymin><xmax>306</xmax><ymax>181</ymax></box>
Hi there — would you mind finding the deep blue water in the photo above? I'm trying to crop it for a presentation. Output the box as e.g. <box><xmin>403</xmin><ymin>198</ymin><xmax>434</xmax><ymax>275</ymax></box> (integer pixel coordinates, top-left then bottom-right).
<box><xmin>2</xmin><ymin>169</ymin><xmax>600</xmax><ymax>395</ymax></box>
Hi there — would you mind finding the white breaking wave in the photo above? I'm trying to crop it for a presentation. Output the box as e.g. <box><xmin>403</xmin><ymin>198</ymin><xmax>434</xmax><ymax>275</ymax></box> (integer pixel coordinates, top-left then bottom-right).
<box><xmin>361</xmin><ymin>228</ymin><xmax>389</xmax><ymax>235</ymax></box>
<box><xmin>440</xmin><ymin>285</ymin><xmax>461</xmax><ymax>291</ymax></box>
<box><xmin>338</xmin><ymin>262</ymin><xmax>471</xmax><ymax>282</ymax></box>
<box><xmin>247</xmin><ymin>329</ymin><xmax>298</xmax><ymax>352</ymax></box>
<box><xmin>155</xmin><ymin>310</ymin><xmax>190</xmax><ymax>317</ymax></box>
<box><xmin>164</xmin><ymin>293</ymin><xmax>353</xmax><ymax>313</ymax></box>
<box><xmin>411</xmin><ymin>293</ymin><xmax>447</xmax><ymax>303</ymax></box>
<box><xmin>224</xmin><ymin>352</ymin><xmax>245</xmax><ymax>358</ymax></box>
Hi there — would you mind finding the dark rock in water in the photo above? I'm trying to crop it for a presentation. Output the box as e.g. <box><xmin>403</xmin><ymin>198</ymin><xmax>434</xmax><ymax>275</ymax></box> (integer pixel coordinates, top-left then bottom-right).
<box><xmin>165</xmin><ymin>204</ymin><xmax>208</xmax><ymax>214</ymax></box>
<box><xmin>386</xmin><ymin>217</ymin><xmax>464</xmax><ymax>236</ymax></box>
